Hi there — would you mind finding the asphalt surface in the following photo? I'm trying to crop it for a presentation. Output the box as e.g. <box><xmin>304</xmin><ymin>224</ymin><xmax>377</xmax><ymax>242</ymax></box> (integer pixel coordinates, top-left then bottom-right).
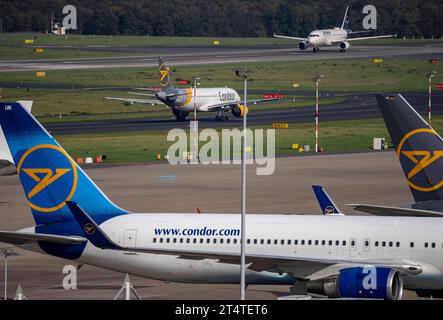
<box><xmin>41</xmin><ymin>92</ymin><xmax>443</xmax><ymax>135</ymax></box>
<box><xmin>0</xmin><ymin>152</ymin><xmax>424</xmax><ymax>299</ymax></box>
<box><xmin>1</xmin><ymin>43</ymin><xmax>443</xmax><ymax>72</ymax></box>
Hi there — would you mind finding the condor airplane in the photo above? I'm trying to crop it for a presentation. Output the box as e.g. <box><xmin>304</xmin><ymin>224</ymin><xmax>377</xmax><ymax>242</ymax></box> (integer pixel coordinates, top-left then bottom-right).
<box><xmin>274</xmin><ymin>6</ymin><xmax>395</xmax><ymax>52</ymax></box>
<box><xmin>104</xmin><ymin>57</ymin><xmax>277</xmax><ymax>122</ymax></box>
<box><xmin>1</xmin><ymin>94</ymin><xmax>443</xmax><ymax>300</ymax></box>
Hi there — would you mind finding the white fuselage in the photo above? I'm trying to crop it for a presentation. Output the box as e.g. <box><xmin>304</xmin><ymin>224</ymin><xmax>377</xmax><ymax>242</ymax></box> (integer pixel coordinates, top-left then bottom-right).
<box><xmin>307</xmin><ymin>28</ymin><xmax>348</xmax><ymax>47</ymax></box>
<box><xmin>176</xmin><ymin>87</ymin><xmax>241</xmax><ymax>112</ymax></box>
<box><xmin>23</xmin><ymin>213</ymin><xmax>443</xmax><ymax>290</ymax></box>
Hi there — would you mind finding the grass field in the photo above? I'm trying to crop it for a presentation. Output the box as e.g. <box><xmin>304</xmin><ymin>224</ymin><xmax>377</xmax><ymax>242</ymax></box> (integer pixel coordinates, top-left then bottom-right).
<box><xmin>1</xmin><ymin>59</ymin><xmax>441</xmax><ymax>93</ymax></box>
<box><xmin>56</xmin><ymin>115</ymin><xmax>436</xmax><ymax>163</ymax></box>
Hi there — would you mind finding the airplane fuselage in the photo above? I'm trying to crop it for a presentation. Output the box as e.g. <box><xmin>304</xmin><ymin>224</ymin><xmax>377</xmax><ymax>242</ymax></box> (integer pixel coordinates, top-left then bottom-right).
<box><xmin>306</xmin><ymin>28</ymin><xmax>348</xmax><ymax>47</ymax></box>
<box><xmin>159</xmin><ymin>87</ymin><xmax>241</xmax><ymax>112</ymax></box>
<box><xmin>21</xmin><ymin>214</ymin><xmax>443</xmax><ymax>290</ymax></box>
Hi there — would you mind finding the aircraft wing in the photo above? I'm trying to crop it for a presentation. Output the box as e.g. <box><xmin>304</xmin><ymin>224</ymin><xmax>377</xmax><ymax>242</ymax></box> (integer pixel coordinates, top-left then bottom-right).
<box><xmin>347</xmin><ymin>204</ymin><xmax>443</xmax><ymax>218</ymax></box>
<box><xmin>346</xmin><ymin>34</ymin><xmax>396</xmax><ymax>41</ymax></box>
<box><xmin>67</xmin><ymin>201</ymin><xmax>423</xmax><ymax>280</ymax></box>
<box><xmin>0</xmin><ymin>230</ymin><xmax>86</xmax><ymax>245</ymax></box>
<box><xmin>273</xmin><ymin>34</ymin><xmax>306</xmax><ymax>41</ymax></box>
<box><xmin>103</xmin><ymin>97</ymin><xmax>165</xmax><ymax>106</ymax></box>
<box><xmin>205</xmin><ymin>98</ymin><xmax>280</xmax><ymax>112</ymax></box>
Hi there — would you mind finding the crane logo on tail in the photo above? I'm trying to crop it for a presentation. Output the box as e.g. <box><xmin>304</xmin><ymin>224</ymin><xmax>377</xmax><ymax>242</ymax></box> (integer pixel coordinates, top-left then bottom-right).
<box><xmin>398</xmin><ymin>128</ymin><xmax>443</xmax><ymax>192</ymax></box>
<box><xmin>17</xmin><ymin>144</ymin><xmax>78</xmax><ymax>212</ymax></box>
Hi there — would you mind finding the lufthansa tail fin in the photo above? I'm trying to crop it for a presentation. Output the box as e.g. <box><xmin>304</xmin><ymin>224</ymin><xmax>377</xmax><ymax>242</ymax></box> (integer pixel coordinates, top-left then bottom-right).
<box><xmin>0</xmin><ymin>102</ymin><xmax>129</xmax><ymax>226</ymax></box>
<box><xmin>376</xmin><ymin>94</ymin><xmax>443</xmax><ymax>204</ymax></box>
<box><xmin>312</xmin><ymin>185</ymin><xmax>343</xmax><ymax>215</ymax></box>
<box><xmin>341</xmin><ymin>6</ymin><xmax>350</xmax><ymax>30</ymax></box>
<box><xmin>158</xmin><ymin>56</ymin><xmax>174</xmax><ymax>89</ymax></box>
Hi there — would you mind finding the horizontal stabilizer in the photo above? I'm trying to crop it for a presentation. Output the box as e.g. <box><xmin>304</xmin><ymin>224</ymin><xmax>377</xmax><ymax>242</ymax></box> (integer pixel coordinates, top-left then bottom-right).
<box><xmin>0</xmin><ymin>230</ymin><xmax>86</xmax><ymax>245</ymax></box>
<box><xmin>347</xmin><ymin>204</ymin><xmax>443</xmax><ymax>217</ymax></box>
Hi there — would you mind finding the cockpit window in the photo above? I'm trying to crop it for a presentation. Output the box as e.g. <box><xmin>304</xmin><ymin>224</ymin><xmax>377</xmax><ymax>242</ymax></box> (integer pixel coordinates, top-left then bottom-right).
<box><xmin>309</xmin><ymin>34</ymin><xmax>320</xmax><ymax>37</ymax></box>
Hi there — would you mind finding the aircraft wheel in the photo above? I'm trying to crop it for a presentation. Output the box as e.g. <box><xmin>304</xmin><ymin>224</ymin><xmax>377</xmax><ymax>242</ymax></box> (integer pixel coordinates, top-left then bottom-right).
<box><xmin>215</xmin><ymin>115</ymin><xmax>220</xmax><ymax>122</ymax></box>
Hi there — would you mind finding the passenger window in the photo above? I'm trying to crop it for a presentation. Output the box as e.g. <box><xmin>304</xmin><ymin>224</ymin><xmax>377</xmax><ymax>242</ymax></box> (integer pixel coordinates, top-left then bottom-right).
<box><xmin>193</xmin><ymin>238</ymin><xmax>197</xmax><ymax>244</ymax></box>
<box><xmin>294</xmin><ymin>240</ymin><xmax>298</xmax><ymax>245</ymax></box>
<box><xmin>375</xmin><ymin>241</ymin><xmax>379</xmax><ymax>247</ymax></box>
<box><xmin>308</xmin><ymin>240</ymin><xmax>312</xmax><ymax>245</ymax></box>
<box><xmin>226</xmin><ymin>239</ymin><xmax>230</xmax><ymax>244</ymax></box>
<box><xmin>254</xmin><ymin>239</ymin><xmax>258</xmax><ymax>244</ymax></box>
<box><xmin>364</xmin><ymin>240</ymin><xmax>369</xmax><ymax>247</ymax></box>
<box><xmin>173</xmin><ymin>238</ymin><xmax>177</xmax><ymax>243</ymax></box>
<box><xmin>288</xmin><ymin>240</ymin><xmax>292</xmax><ymax>245</ymax></box>
<box><xmin>153</xmin><ymin>238</ymin><xmax>157</xmax><ymax>243</ymax></box>
<box><xmin>410</xmin><ymin>242</ymin><xmax>414</xmax><ymax>248</ymax></box>
<box><xmin>247</xmin><ymin>239</ymin><xmax>251</xmax><ymax>244</ymax></box>
<box><xmin>382</xmin><ymin>241</ymin><xmax>386</xmax><ymax>247</ymax></box>
<box><xmin>335</xmin><ymin>240</ymin><xmax>339</xmax><ymax>246</ymax></box>
<box><xmin>160</xmin><ymin>238</ymin><xmax>163</xmax><ymax>243</ymax></box>
<box><xmin>281</xmin><ymin>240</ymin><xmax>285</xmax><ymax>245</ymax></box>
<box><xmin>425</xmin><ymin>242</ymin><xmax>428</xmax><ymax>248</ymax></box>
<box><xmin>314</xmin><ymin>240</ymin><xmax>319</xmax><ymax>245</ymax></box>
<box><xmin>267</xmin><ymin>239</ymin><xmax>271</xmax><ymax>245</ymax></box>
<box><xmin>274</xmin><ymin>240</ymin><xmax>278</xmax><ymax>245</ymax></box>
<box><xmin>233</xmin><ymin>239</ymin><xmax>237</xmax><ymax>244</ymax></box>
<box><xmin>180</xmin><ymin>238</ymin><xmax>184</xmax><ymax>243</ymax></box>
<box><xmin>321</xmin><ymin>240</ymin><xmax>326</xmax><ymax>245</ymax></box>
<box><xmin>389</xmin><ymin>241</ymin><xmax>393</xmax><ymax>247</ymax></box>
<box><xmin>220</xmin><ymin>239</ymin><xmax>224</xmax><ymax>244</ymax></box>
<box><xmin>432</xmin><ymin>243</ymin><xmax>436</xmax><ymax>248</ymax></box>
<box><xmin>260</xmin><ymin>239</ymin><xmax>264</xmax><ymax>245</ymax></box>
<box><xmin>166</xmin><ymin>238</ymin><xmax>170</xmax><ymax>243</ymax></box>
<box><xmin>396</xmin><ymin>242</ymin><xmax>400</xmax><ymax>247</ymax></box>
<box><xmin>342</xmin><ymin>241</ymin><xmax>346</xmax><ymax>246</ymax></box>
<box><xmin>213</xmin><ymin>239</ymin><xmax>217</xmax><ymax>244</ymax></box>
<box><xmin>351</xmin><ymin>240</ymin><xmax>355</xmax><ymax>247</ymax></box>
<box><xmin>328</xmin><ymin>240</ymin><xmax>332</xmax><ymax>246</ymax></box>
<box><xmin>301</xmin><ymin>240</ymin><xmax>305</xmax><ymax>245</ymax></box>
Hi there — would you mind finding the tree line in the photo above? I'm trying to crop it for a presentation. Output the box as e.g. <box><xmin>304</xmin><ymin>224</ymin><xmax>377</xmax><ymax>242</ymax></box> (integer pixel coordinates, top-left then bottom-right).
<box><xmin>1</xmin><ymin>0</ymin><xmax>442</xmax><ymax>37</ymax></box>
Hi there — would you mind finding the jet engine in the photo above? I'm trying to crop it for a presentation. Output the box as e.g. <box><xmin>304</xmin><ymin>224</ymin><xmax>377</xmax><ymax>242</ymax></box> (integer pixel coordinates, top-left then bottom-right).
<box><xmin>307</xmin><ymin>267</ymin><xmax>403</xmax><ymax>300</ymax></box>
<box><xmin>339</xmin><ymin>41</ymin><xmax>350</xmax><ymax>51</ymax></box>
<box><xmin>298</xmin><ymin>41</ymin><xmax>309</xmax><ymax>50</ymax></box>
<box><xmin>231</xmin><ymin>104</ymin><xmax>249</xmax><ymax>118</ymax></box>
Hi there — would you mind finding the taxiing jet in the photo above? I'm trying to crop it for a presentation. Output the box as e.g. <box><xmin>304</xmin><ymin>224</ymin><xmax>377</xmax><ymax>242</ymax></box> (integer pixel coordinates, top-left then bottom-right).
<box><xmin>2</xmin><ymin>95</ymin><xmax>443</xmax><ymax>299</ymax></box>
<box><xmin>274</xmin><ymin>6</ymin><xmax>396</xmax><ymax>52</ymax></box>
<box><xmin>105</xmin><ymin>57</ymin><xmax>278</xmax><ymax>122</ymax></box>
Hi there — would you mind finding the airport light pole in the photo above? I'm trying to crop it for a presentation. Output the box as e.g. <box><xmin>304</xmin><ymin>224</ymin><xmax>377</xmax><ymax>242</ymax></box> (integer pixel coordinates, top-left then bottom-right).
<box><xmin>191</xmin><ymin>76</ymin><xmax>200</xmax><ymax>162</ymax></box>
<box><xmin>428</xmin><ymin>71</ymin><xmax>437</xmax><ymax>127</ymax></box>
<box><xmin>235</xmin><ymin>68</ymin><xmax>248</xmax><ymax>301</ymax></box>
<box><xmin>313</xmin><ymin>73</ymin><xmax>324</xmax><ymax>153</ymax></box>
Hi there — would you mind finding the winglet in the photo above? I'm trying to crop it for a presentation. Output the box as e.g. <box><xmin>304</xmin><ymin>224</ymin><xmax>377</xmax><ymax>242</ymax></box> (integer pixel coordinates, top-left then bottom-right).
<box><xmin>66</xmin><ymin>201</ymin><xmax>120</xmax><ymax>250</ymax></box>
<box><xmin>312</xmin><ymin>185</ymin><xmax>344</xmax><ymax>215</ymax></box>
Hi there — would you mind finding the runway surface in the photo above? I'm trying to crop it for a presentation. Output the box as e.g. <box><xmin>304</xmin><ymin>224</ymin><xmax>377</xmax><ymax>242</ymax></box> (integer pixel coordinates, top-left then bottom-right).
<box><xmin>0</xmin><ymin>152</ymin><xmax>424</xmax><ymax>299</ymax></box>
<box><xmin>43</xmin><ymin>92</ymin><xmax>443</xmax><ymax>135</ymax></box>
<box><xmin>1</xmin><ymin>43</ymin><xmax>443</xmax><ymax>72</ymax></box>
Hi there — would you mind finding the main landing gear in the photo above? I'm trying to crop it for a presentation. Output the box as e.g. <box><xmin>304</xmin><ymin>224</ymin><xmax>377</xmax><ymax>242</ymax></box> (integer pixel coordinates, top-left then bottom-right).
<box><xmin>173</xmin><ymin>110</ymin><xmax>189</xmax><ymax>122</ymax></box>
<box><xmin>215</xmin><ymin>109</ymin><xmax>231</xmax><ymax>122</ymax></box>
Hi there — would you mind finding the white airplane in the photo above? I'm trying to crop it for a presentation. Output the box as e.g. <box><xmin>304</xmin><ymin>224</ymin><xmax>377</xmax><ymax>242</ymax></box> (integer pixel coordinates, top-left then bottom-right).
<box><xmin>1</xmin><ymin>94</ymin><xmax>443</xmax><ymax>300</ymax></box>
<box><xmin>104</xmin><ymin>57</ymin><xmax>278</xmax><ymax>122</ymax></box>
<box><xmin>274</xmin><ymin>6</ymin><xmax>396</xmax><ymax>52</ymax></box>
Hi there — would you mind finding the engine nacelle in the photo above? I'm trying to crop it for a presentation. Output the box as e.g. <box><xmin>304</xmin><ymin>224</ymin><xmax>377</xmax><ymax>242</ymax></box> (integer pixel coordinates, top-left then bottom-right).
<box><xmin>339</xmin><ymin>41</ymin><xmax>350</xmax><ymax>50</ymax></box>
<box><xmin>231</xmin><ymin>104</ymin><xmax>249</xmax><ymax>118</ymax></box>
<box><xmin>298</xmin><ymin>41</ymin><xmax>308</xmax><ymax>50</ymax></box>
<box><xmin>307</xmin><ymin>267</ymin><xmax>403</xmax><ymax>300</ymax></box>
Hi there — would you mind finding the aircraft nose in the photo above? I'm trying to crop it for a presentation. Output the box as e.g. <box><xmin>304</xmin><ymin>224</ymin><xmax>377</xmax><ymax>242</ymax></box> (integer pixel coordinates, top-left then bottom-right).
<box><xmin>156</xmin><ymin>91</ymin><xmax>166</xmax><ymax>100</ymax></box>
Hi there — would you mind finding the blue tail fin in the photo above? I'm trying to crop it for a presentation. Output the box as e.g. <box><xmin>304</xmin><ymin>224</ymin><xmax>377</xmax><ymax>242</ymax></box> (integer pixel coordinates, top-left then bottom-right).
<box><xmin>0</xmin><ymin>102</ymin><xmax>129</xmax><ymax>226</ymax></box>
<box><xmin>312</xmin><ymin>185</ymin><xmax>343</xmax><ymax>215</ymax></box>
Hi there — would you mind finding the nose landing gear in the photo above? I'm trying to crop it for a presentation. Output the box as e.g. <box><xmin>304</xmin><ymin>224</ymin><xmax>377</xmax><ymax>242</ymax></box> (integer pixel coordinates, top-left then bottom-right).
<box><xmin>313</xmin><ymin>46</ymin><xmax>320</xmax><ymax>53</ymax></box>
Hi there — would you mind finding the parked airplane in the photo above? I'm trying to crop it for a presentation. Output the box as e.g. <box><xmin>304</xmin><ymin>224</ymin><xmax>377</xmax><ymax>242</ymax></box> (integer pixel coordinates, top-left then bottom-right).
<box><xmin>1</xmin><ymin>95</ymin><xmax>443</xmax><ymax>299</ymax></box>
<box><xmin>274</xmin><ymin>6</ymin><xmax>396</xmax><ymax>52</ymax></box>
<box><xmin>104</xmin><ymin>57</ymin><xmax>278</xmax><ymax>122</ymax></box>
